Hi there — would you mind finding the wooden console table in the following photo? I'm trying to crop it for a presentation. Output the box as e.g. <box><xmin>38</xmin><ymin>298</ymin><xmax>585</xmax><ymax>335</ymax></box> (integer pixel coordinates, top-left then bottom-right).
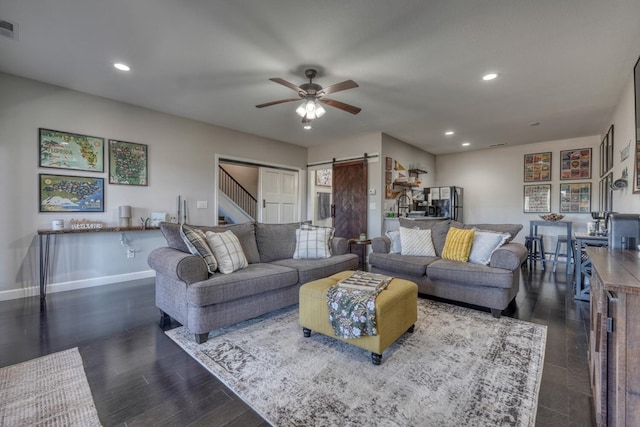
<box><xmin>37</xmin><ymin>226</ymin><xmax>160</xmax><ymax>299</ymax></box>
<box><xmin>587</xmin><ymin>247</ymin><xmax>640</xmax><ymax>426</ymax></box>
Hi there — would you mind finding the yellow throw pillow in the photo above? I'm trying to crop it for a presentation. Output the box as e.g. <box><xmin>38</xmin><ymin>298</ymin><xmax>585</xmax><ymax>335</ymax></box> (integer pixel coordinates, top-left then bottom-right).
<box><xmin>441</xmin><ymin>227</ymin><xmax>475</xmax><ymax>262</ymax></box>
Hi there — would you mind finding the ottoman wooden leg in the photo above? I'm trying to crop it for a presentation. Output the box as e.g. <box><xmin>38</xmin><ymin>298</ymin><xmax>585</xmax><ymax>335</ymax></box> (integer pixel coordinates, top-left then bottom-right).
<box><xmin>302</xmin><ymin>327</ymin><xmax>311</xmax><ymax>337</ymax></box>
<box><xmin>371</xmin><ymin>352</ymin><xmax>382</xmax><ymax>365</ymax></box>
<box><xmin>407</xmin><ymin>324</ymin><xmax>415</xmax><ymax>333</ymax></box>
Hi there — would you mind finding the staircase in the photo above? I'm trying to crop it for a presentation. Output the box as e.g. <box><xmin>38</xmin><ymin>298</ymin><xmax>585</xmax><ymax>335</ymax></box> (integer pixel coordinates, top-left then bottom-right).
<box><xmin>218</xmin><ymin>166</ymin><xmax>257</xmax><ymax>224</ymax></box>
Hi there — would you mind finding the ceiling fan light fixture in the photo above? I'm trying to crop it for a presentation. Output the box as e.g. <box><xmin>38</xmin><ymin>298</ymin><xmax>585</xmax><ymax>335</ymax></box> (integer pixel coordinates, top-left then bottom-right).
<box><xmin>315</xmin><ymin>103</ymin><xmax>326</xmax><ymax>118</ymax></box>
<box><xmin>303</xmin><ymin>123</ymin><xmax>312</xmax><ymax>130</ymax></box>
<box><xmin>296</xmin><ymin>103</ymin><xmax>306</xmax><ymax>117</ymax></box>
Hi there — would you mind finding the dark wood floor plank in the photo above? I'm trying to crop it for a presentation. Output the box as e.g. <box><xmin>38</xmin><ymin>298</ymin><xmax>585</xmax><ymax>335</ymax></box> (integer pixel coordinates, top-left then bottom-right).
<box><xmin>0</xmin><ymin>266</ymin><xmax>595</xmax><ymax>426</ymax></box>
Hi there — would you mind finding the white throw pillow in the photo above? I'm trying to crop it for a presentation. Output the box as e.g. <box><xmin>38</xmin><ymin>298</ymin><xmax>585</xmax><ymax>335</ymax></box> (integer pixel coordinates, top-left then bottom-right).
<box><xmin>386</xmin><ymin>230</ymin><xmax>402</xmax><ymax>254</ymax></box>
<box><xmin>468</xmin><ymin>229</ymin><xmax>510</xmax><ymax>265</ymax></box>
<box><xmin>399</xmin><ymin>227</ymin><xmax>436</xmax><ymax>257</ymax></box>
<box><xmin>180</xmin><ymin>225</ymin><xmax>218</xmax><ymax>273</ymax></box>
<box><xmin>205</xmin><ymin>230</ymin><xmax>248</xmax><ymax>274</ymax></box>
<box><xmin>293</xmin><ymin>227</ymin><xmax>332</xmax><ymax>259</ymax></box>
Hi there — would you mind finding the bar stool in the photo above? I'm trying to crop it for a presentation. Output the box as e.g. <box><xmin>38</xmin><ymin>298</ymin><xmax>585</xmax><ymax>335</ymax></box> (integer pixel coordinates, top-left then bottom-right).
<box><xmin>525</xmin><ymin>234</ymin><xmax>546</xmax><ymax>270</ymax></box>
<box><xmin>551</xmin><ymin>235</ymin><xmax>575</xmax><ymax>273</ymax></box>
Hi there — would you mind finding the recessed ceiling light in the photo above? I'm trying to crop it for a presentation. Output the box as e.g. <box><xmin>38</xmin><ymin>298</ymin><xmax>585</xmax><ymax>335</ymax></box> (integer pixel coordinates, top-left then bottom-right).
<box><xmin>113</xmin><ymin>63</ymin><xmax>130</xmax><ymax>71</ymax></box>
<box><xmin>445</xmin><ymin>130</ymin><xmax>455</xmax><ymax>136</ymax></box>
<box><xmin>462</xmin><ymin>142</ymin><xmax>471</xmax><ymax>147</ymax></box>
<box><xmin>482</xmin><ymin>73</ymin><xmax>498</xmax><ymax>81</ymax></box>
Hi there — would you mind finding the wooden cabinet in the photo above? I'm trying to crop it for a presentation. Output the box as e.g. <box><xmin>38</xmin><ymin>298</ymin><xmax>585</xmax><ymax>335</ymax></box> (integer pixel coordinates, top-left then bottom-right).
<box><xmin>587</xmin><ymin>247</ymin><xmax>640</xmax><ymax>426</ymax></box>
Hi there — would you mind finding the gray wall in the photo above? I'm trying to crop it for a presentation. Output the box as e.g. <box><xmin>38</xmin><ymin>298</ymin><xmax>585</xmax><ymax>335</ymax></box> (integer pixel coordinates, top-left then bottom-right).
<box><xmin>0</xmin><ymin>72</ymin><xmax>307</xmax><ymax>299</ymax></box>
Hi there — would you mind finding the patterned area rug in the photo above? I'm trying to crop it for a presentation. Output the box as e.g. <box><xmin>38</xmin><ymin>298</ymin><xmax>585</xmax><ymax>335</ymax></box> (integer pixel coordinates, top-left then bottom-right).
<box><xmin>0</xmin><ymin>347</ymin><xmax>101</xmax><ymax>426</ymax></box>
<box><xmin>167</xmin><ymin>299</ymin><xmax>546</xmax><ymax>427</ymax></box>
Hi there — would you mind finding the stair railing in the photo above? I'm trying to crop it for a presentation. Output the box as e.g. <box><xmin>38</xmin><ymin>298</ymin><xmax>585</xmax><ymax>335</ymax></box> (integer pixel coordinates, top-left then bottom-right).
<box><xmin>219</xmin><ymin>166</ymin><xmax>257</xmax><ymax>220</ymax></box>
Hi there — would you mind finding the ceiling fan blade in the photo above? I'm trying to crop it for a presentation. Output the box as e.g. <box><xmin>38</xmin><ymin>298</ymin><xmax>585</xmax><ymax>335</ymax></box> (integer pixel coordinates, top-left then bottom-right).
<box><xmin>320</xmin><ymin>98</ymin><xmax>362</xmax><ymax>115</ymax></box>
<box><xmin>270</xmin><ymin>78</ymin><xmax>306</xmax><ymax>95</ymax></box>
<box><xmin>319</xmin><ymin>80</ymin><xmax>359</xmax><ymax>96</ymax></box>
<box><xmin>255</xmin><ymin>98</ymin><xmax>300</xmax><ymax>108</ymax></box>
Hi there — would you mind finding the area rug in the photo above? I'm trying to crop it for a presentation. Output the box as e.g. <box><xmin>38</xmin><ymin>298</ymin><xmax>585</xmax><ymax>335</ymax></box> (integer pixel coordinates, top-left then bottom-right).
<box><xmin>166</xmin><ymin>299</ymin><xmax>546</xmax><ymax>427</ymax></box>
<box><xmin>0</xmin><ymin>347</ymin><xmax>102</xmax><ymax>426</ymax></box>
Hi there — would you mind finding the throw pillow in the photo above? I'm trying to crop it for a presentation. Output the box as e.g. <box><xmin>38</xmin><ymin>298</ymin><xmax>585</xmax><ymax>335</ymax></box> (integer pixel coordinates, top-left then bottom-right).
<box><xmin>205</xmin><ymin>230</ymin><xmax>248</xmax><ymax>274</ymax></box>
<box><xmin>468</xmin><ymin>229</ymin><xmax>511</xmax><ymax>265</ymax></box>
<box><xmin>386</xmin><ymin>230</ymin><xmax>402</xmax><ymax>254</ymax></box>
<box><xmin>441</xmin><ymin>227</ymin><xmax>475</xmax><ymax>262</ymax></box>
<box><xmin>399</xmin><ymin>227</ymin><xmax>436</xmax><ymax>257</ymax></box>
<box><xmin>293</xmin><ymin>227</ymin><xmax>333</xmax><ymax>259</ymax></box>
<box><xmin>180</xmin><ymin>224</ymin><xmax>218</xmax><ymax>274</ymax></box>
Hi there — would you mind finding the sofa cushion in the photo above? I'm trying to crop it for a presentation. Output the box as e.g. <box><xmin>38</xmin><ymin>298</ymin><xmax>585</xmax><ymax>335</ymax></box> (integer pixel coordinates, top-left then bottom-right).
<box><xmin>272</xmin><ymin>253</ymin><xmax>359</xmax><ymax>284</ymax></box>
<box><xmin>368</xmin><ymin>252</ymin><xmax>438</xmax><ymax>277</ymax></box>
<box><xmin>468</xmin><ymin>229</ymin><xmax>510</xmax><ymax>265</ymax></box>
<box><xmin>199</xmin><ymin>222</ymin><xmax>261</xmax><ymax>264</ymax></box>
<box><xmin>293</xmin><ymin>227</ymin><xmax>333</xmax><ymax>259</ymax></box>
<box><xmin>255</xmin><ymin>222</ymin><xmax>299</xmax><ymax>262</ymax></box>
<box><xmin>441</xmin><ymin>227</ymin><xmax>474</xmax><ymax>262</ymax></box>
<box><xmin>205</xmin><ymin>230</ymin><xmax>248</xmax><ymax>274</ymax></box>
<box><xmin>186</xmin><ymin>263</ymin><xmax>299</xmax><ymax>306</ymax></box>
<box><xmin>427</xmin><ymin>259</ymin><xmax>514</xmax><ymax>289</ymax></box>
<box><xmin>398</xmin><ymin>218</ymin><xmax>451</xmax><ymax>256</ymax></box>
<box><xmin>180</xmin><ymin>224</ymin><xmax>218</xmax><ymax>273</ymax></box>
<box><xmin>463</xmin><ymin>224</ymin><xmax>523</xmax><ymax>243</ymax></box>
<box><xmin>400</xmin><ymin>227</ymin><xmax>436</xmax><ymax>257</ymax></box>
<box><xmin>160</xmin><ymin>222</ymin><xmax>190</xmax><ymax>253</ymax></box>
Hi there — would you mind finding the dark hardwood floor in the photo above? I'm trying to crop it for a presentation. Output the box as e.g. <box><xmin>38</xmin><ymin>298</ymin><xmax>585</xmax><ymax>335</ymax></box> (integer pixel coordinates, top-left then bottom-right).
<box><xmin>0</xmin><ymin>263</ymin><xmax>595</xmax><ymax>426</ymax></box>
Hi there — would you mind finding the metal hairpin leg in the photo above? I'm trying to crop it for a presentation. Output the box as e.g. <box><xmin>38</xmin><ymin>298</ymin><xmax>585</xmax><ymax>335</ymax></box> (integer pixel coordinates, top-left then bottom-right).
<box><xmin>39</xmin><ymin>234</ymin><xmax>52</xmax><ymax>299</ymax></box>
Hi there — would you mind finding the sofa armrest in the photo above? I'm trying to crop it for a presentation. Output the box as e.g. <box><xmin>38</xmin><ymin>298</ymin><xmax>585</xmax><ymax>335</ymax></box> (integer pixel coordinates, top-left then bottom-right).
<box><xmin>489</xmin><ymin>242</ymin><xmax>528</xmax><ymax>270</ymax></box>
<box><xmin>371</xmin><ymin>236</ymin><xmax>391</xmax><ymax>253</ymax></box>
<box><xmin>331</xmin><ymin>237</ymin><xmax>349</xmax><ymax>255</ymax></box>
<box><xmin>148</xmin><ymin>247</ymin><xmax>208</xmax><ymax>285</ymax></box>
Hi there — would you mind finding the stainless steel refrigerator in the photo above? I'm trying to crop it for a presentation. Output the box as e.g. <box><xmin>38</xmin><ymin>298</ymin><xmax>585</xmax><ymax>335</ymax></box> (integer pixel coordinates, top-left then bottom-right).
<box><xmin>425</xmin><ymin>186</ymin><xmax>463</xmax><ymax>221</ymax></box>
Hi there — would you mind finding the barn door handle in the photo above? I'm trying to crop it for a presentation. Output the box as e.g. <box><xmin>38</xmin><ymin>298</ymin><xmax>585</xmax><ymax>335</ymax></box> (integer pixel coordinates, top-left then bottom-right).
<box><xmin>263</xmin><ymin>199</ymin><xmax>266</xmax><ymax>208</ymax></box>
<box><xmin>331</xmin><ymin>204</ymin><xmax>336</xmax><ymax>218</ymax></box>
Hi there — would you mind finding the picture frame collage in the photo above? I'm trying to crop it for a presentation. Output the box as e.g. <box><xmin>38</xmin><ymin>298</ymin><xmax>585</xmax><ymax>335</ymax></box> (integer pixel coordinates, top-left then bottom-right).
<box><xmin>38</xmin><ymin>128</ymin><xmax>148</xmax><ymax>213</ymax></box>
<box><xmin>523</xmin><ymin>147</ymin><xmax>593</xmax><ymax>214</ymax></box>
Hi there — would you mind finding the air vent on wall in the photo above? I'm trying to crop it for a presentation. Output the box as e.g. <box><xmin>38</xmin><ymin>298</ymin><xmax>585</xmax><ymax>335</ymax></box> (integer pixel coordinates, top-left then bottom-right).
<box><xmin>0</xmin><ymin>19</ymin><xmax>17</xmax><ymax>40</ymax></box>
<box><xmin>489</xmin><ymin>143</ymin><xmax>505</xmax><ymax>148</ymax></box>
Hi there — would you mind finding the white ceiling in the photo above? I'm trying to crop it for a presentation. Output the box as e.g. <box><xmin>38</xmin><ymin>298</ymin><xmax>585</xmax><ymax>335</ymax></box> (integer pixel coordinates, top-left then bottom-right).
<box><xmin>1</xmin><ymin>0</ymin><xmax>639</xmax><ymax>154</ymax></box>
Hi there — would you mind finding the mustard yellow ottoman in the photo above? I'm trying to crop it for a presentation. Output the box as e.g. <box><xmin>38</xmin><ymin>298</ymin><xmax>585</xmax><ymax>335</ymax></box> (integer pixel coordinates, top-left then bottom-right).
<box><xmin>299</xmin><ymin>271</ymin><xmax>418</xmax><ymax>365</ymax></box>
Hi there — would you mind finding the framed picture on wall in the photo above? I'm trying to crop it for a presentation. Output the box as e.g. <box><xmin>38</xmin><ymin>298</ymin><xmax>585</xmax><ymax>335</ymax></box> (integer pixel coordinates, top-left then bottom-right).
<box><xmin>559</xmin><ymin>182</ymin><xmax>591</xmax><ymax>213</ymax></box>
<box><xmin>385</xmin><ymin>156</ymin><xmax>393</xmax><ymax>171</ymax></box>
<box><xmin>559</xmin><ymin>148</ymin><xmax>591</xmax><ymax>180</ymax></box>
<box><xmin>523</xmin><ymin>184</ymin><xmax>551</xmax><ymax>213</ymax></box>
<box><xmin>315</xmin><ymin>169</ymin><xmax>332</xmax><ymax>186</ymax></box>
<box><xmin>109</xmin><ymin>140</ymin><xmax>148</xmax><ymax>186</ymax></box>
<box><xmin>39</xmin><ymin>128</ymin><xmax>104</xmax><ymax>172</ymax></box>
<box><xmin>39</xmin><ymin>173</ymin><xmax>104</xmax><ymax>212</ymax></box>
<box><xmin>523</xmin><ymin>152</ymin><xmax>551</xmax><ymax>182</ymax></box>
<box><xmin>606</xmin><ymin>124</ymin><xmax>614</xmax><ymax>172</ymax></box>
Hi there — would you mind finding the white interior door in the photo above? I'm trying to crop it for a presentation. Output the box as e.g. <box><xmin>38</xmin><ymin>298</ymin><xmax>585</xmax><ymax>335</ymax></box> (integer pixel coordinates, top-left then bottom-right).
<box><xmin>259</xmin><ymin>167</ymin><xmax>299</xmax><ymax>223</ymax></box>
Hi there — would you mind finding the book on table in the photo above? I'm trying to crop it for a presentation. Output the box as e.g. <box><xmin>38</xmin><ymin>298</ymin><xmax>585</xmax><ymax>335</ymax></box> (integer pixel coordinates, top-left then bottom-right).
<box><xmin>337</xmin><ymin>272</ymin><xmax>393</xmax><ymax>292</ymax></box>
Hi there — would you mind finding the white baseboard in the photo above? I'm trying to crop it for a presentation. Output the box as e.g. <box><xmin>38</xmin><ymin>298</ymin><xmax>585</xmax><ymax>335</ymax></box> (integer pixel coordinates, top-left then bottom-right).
<box><xmin>0</xmin><ymin>270</ymin><xmax>156</xmax><ymax>301</ymax></box>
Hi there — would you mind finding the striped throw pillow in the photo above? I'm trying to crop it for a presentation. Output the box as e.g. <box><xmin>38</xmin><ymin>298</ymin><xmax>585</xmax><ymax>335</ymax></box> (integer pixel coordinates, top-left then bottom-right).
<box><xmin>441</xmin><ymin>227</ymin><xmax>475</xmax><ymax>262</ymax></box>
<box><xmin>399</xmin><ymin>227</ymin><xmax>436</xmax><ymax>257</ymax></box>
<box><xmin>180</xmin><ymin>224</ymin><xmax>218</xmax><ymax>273</ymax></box>
<box><xmin>205</xmin><ymin>230</ymin><xmax>248</xmax><ymax>274</ymax></box>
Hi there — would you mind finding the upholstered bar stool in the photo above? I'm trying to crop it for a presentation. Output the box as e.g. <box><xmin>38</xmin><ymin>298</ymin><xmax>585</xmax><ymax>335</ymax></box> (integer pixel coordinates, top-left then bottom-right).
<box><xmin>551</xmin><ymin>235</ymin><xmax>575</xmax><ymax>273</ymax></box>
<box><xmin>525</xmin><ymin>234</ymin><xmax>546</xmax><ymax>270</ymax></box>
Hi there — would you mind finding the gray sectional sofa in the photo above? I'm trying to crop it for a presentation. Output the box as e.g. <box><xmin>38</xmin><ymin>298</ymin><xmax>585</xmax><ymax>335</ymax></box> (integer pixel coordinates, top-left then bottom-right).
<box><xmin>369</xmin><ymin>218</ymin><xmax>528</xmax><ymax>318</ymax></box>
<box><xmin>148</xmin><ymin>222</ymin><xmax>358</xmax><ymax>343</ymax></box>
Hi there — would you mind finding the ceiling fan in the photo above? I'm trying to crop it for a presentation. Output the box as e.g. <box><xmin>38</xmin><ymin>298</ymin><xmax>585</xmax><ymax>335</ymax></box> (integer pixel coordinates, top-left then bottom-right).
<box><xmin>256</xmin><ymin>69</ymin><xmax>361</xmax><ymax>128</ymax></box>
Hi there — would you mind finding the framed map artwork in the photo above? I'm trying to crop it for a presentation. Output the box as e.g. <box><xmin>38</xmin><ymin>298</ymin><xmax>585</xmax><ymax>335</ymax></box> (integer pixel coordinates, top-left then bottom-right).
<box><xmin>39</xmin><ymin>173</ymin><xmax>104</xmax><ymax>212</ymax></box>
<box><xmin>109</xmin><ymin>140</ymin><xmax>148</xmax><ymax>186</ymax></box>
<box><xmin>523</xmin><ymin>152</ymin><xmax>551</xmax><ymax>182</ymax></box>
<box><xmin>39</xmin><ymin>128</ymin><xmax>104</xmax><ymax>172</ymax></box>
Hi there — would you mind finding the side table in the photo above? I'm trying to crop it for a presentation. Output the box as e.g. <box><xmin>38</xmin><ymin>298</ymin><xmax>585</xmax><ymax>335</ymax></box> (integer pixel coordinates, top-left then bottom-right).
<box><xmin>348</xmin><ymin>238</ymin><xmax>372</xmax><ymax>271</ymax></box>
